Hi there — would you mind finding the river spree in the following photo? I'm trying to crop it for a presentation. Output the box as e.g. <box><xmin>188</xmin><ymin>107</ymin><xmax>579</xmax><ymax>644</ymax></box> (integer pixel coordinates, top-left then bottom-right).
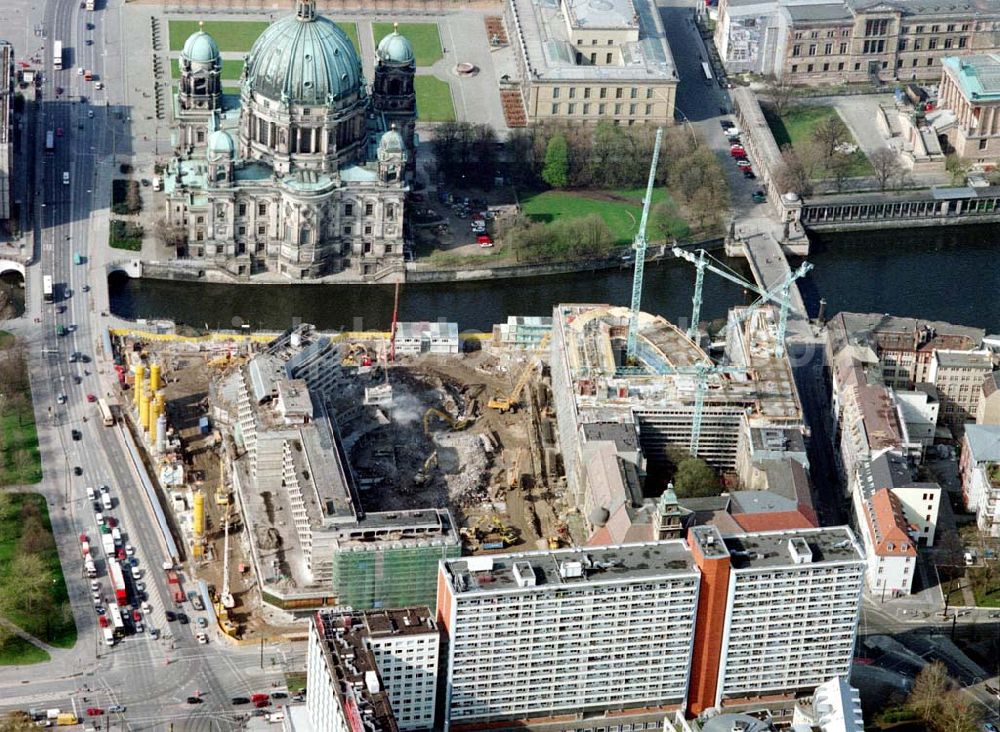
<box><xmin>109</xmin><ymin>227</ymin><xmax>1000</xmax><ymax>333</ymax></box>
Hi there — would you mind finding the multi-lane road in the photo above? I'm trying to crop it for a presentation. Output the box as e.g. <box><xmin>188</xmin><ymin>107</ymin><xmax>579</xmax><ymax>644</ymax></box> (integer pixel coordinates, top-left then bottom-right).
<box><xmin>0</xmin><ymin>0</ymin><xmax>302</xmax><ymax>727</ymax></box>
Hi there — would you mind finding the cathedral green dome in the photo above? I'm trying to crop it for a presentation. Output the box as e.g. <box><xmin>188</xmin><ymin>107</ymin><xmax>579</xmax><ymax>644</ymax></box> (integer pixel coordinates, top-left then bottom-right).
<box><xmin>182</xmin><ymin>27</ymin><xmax>221</xmax><ymax>65</ymax></box>
<box><xmin>244</xmin><ymin>0</ymin><xmax>363</xmax><ymax>106</ymax></box>
<box><xmin>376</xmin><ymin>27</ymin><xmax>414</xmax><ymax>64</ymax></box>
<box><xmin>207</xmin><ymin>129</ymin><xmax>235</xmax><ymax>157</ymax></box>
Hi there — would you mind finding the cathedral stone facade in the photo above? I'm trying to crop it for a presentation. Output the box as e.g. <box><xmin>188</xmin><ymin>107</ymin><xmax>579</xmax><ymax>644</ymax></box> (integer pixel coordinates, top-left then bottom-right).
<box><xmin>165</xmin><ymin>3</ymin><xmax>416</xmax><ymax>280</ymax></box>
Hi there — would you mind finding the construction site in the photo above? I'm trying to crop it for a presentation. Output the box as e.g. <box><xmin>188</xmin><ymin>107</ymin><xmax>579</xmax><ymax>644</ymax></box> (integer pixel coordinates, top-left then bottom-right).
<box><xmin>106</xmin><ymin>313</ymin><xmax>573</xmax><ymax>634</ymax></box>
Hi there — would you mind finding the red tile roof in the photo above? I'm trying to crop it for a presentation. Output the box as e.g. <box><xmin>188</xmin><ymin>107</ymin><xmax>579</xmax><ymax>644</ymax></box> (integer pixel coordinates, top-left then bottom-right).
<box><xmin>732</xmin><ymin>511</ymin><xmax>816</xmax><ymax>532</ymax></box>
<box><xmin>866</xmin><ymin>488</ymin><xmax>916</xmax><ymax>557</ymax></box>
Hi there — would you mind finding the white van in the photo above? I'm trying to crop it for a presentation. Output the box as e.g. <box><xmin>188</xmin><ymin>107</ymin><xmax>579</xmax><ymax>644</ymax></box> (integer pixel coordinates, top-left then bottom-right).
<box><xmin>102</xmin><ymin>492</ymin><xmax>112</xmax><ymax>511</ymax></box>
<box><xmin>130</xmin><ymin>566</ymin><xmax>141</xmax><ymax>580</ymax></box>
<box><xmin>62</xmin><ymin>171</ymin><xmax>69</xmax><ymax>185</ymax></box>
<box><xmin>86</xmin><ymin>486</ymin><xmax>96</xmax><ymax>501</ymax></box>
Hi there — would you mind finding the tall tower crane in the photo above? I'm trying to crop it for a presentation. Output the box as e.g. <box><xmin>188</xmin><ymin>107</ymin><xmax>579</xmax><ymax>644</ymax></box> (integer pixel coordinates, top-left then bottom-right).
<box><xmin>671</xmin><ymin>246</ymin><xmax>813</xmax><ymax>358</ymax></box>
<box><xmin>625</xmin><ymin>127</ymin><xmax>663</xmax><ymax>365</ymax></box>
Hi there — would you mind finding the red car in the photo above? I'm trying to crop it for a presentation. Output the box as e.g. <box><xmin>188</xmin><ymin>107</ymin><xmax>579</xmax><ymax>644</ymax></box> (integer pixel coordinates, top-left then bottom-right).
<box><xmin>477</xmin><ymin>235</ymin><xmax>493</xmax><ymax>248</ymax></box>
<box><xmin>132</xmin><ymin>609</ymin><xmax>141</xmax><ymax>622</ymax></box>
<box><xmin>86</xmin><ymin>708</ymin><xmax>104</xmax><ymax>716</ymax></box>
<box><xmin>737</xmin><ymin>161</ymin><xmax>753</xmax><ymax>171</ymax></box>
<box><xmin>79</xmin><ymin>533</ymin><xmax>88</xmax><ymax>543</ymax></box>
<box><xmin>116</xmin><ymin>548</ymin><xmax>126</xmax><ymax>560</ymax></box>
<box><xmin>98</xmin><ymin>615</ymin><xmax>109</xmax><ymax>628</ymax></box>
<box><xmin>250</xmin><ymin>693</ymin><xmax>269</xmax><ymax>704</ymax></box>
<box><xmin>105</xmin><ymin>516</ymin><xmax>117</xmax><ymax>528</ymax></box>
<box><xmin>86</xmin><ymin>393</ymin><xmax>97</xmax><ymax>403</ymax></box>
<box><xmin>729</xmin><ymin>148</ymin><xmax>746</xmax><ymax>158</ymax></box>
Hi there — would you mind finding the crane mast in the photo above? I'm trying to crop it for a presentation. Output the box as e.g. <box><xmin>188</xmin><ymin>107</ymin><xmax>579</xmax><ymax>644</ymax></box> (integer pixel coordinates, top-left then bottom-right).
<box><xmin>625</xmin><ymin>127</ymin><xmax>663</xmax><ymax>364</ymax></box>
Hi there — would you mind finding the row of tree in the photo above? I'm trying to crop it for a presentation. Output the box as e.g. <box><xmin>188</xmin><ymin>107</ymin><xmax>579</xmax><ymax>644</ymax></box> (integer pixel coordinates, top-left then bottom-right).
<box><xmin>494</xmin><ymin>213</ymin><xmax>616</xmax><ymax>263</ymax></box>
<box><xmin>902</xmin><ymin>661</ymin><xmax>983</xmax><ymax>732</ymax></box>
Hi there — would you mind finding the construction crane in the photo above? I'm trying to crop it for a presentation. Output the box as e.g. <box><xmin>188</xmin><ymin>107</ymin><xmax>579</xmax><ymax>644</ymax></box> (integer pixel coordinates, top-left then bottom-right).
<box><xmin>625</xmin><ymin>127</ymin><xmax>664</xmax><ymax>365</ymax></box>
<box><xmin>686</xmin><ymin>361</ymin><xmax>746</xmax><ymax>456</ymax></box>
<box><xmin>388</xmin><ymin>281</ymin><xmax>401</xmax><ymax>363</ymax></box>
<box><xmin>488</xmin><ymin>331</ymin><xmax>552</xmax><ymax>413</ymax></box>
<box><xmin>671</xmin><ymin>246</ymin><xmax>813</xmax><ymax>358</ymax></box>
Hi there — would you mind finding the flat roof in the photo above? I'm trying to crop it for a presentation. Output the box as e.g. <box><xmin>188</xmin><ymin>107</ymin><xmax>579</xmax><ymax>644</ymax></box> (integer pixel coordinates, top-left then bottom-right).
<box><xmin>934</xmin><ymin>349</ymin><xmax>992</xmax><ymax>369</ymax></box>
<box><xmin>443</xmin><ymin>540</ymin><xmax>697</xmax><ymax>594</ymax></box>
<box><xmin>724</xmin><ymin>526</ymin><xmax>864</xmax><ymax>569</ymax></box>
<box><xmin>785</xmin><ymin>3</ymin><xmax>852</xmax><ymax>22</ymax></box>
<box><xmin>509</xmin><ymin>0</ymin><xmax>676</xmax><ymax>81</ymax></box>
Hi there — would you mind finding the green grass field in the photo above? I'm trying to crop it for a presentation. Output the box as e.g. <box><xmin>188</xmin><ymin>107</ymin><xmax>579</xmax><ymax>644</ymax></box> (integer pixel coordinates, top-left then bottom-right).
<box><xmin>415</xmin><ymin>76</ymin><xmax>455</xmax><ymax>122</ymax></box>
<box><xmin>373</xmin><ymin>22</ymin><xmax>442</xmax><ymax>66</ymax></box>
<box><xmin>0</xmin><ymin>635</ymin><xmax>50</xmax><ymax>665</ymax></box>
<box><xmin>169</xmin><ymin>19</ymin><xmax>360</xmax><ymax>55</ymax></box>
<box><xmin>168</xmin><ymin>20</ymin><xmax>271</xmax><ymax>53</ymax></box>
<box><xmin>171</xmin><ymin>57</ymin><xmax>244</xmax><ymax>81</ymax></box>
<box><xmin>0</xmin><ymin>333</ymin><xmax>41</xmax><ymax>486</ymax></box>
<box><xmin>766</xmin><ymin>105</ymin><xmax>873</xmax><ymax>178</ymax></box>
<box><xmin>0</xmin><ymin>493</ymin><xmax>76</xmax><ymax>648</ymax></box>
<box><xmin>520</xmin><ymin>188</ymin><xmax>689</xmax><ymax>244</ymax></box>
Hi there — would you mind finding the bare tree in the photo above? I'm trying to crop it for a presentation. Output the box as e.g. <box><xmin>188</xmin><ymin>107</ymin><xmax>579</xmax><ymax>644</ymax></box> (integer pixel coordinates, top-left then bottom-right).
<box><xmin>870</xmin><ymin>148</ymin><xmax>901</xmax><ymax>191</ymax></box>
<box><xmin>153</xmin><ymin>217</ymin><xmax>188</xmax><ymax>250</ymax></box>
<box><xmin>827</xmin><ymin>153</ymin><xmax>854</xmax><ymax>192</ymax></box>
<box><xmin>935</xmin><ymin>691</ymin><xmax>982</xmax><ymax>732</ymax></box>
<box><xmin>0</xmin><ymin>711</ymin><xmax>39</xmax><ymax>732</ymax></box>
<box><xmin>764</xmin><ymin>75</ymin><xmax>796</xmax><ymax>116</ymax></box>
<box><xmin>773</xmin><ymin>145</ymin><xmax>813</xmax><ymax>196</ymax></box>
<box><xmin>906</xmin><ymin>661</ymin><xmax>951</xmax><ymax>723</ymax></box>
<box><xmin>946</xmin><ymin>154</ymin><xmax>972</xmax><ymax>185</ymax></box>
<box><xmin>811</xmin><ymin>115</ymin><xmax>850</xmax><ymax>164</ymax></box>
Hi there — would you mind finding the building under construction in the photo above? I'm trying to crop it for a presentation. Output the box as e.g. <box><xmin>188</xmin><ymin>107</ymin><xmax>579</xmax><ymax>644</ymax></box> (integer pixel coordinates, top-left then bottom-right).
<box><xmin>551</xmin><ymin>303</ymin><xmax>805</xmax><ymax>545</ymax></box>
<box><xmin>217</xmin><ymin>347</ymin><xmax>461</xmax><ymax>613</ymax></box>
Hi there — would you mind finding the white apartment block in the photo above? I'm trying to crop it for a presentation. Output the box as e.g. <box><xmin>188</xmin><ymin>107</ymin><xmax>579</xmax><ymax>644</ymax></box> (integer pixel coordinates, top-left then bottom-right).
<box><xmin>961</xmin><ymin>424</ymin><xmax>1000</xmax><ymax>536</ymax></box>
<box><xmin>305</xmin><ymin>609</ymin><xmax>439</xmax><ymax>732</ymax></box>
<box><xmin>716</xmin><ymin>529</ymin><xmax>865</xmax><ymax>706</ymax></box>
<box><xmin>437</xmin><ymin>543</ymin><xmax>701</xmax><ymax>731</ymax></box>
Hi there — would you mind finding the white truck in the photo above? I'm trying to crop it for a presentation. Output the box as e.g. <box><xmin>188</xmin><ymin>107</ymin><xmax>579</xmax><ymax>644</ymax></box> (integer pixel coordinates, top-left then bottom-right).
<box><xmin>111</xmin><ymin>527</ymin><xmax>122</xmax><ymax>546</ymax></box>
<box><xmin>84</xmin><ymin>558</ymin><xmax>97</xmax><ymax>578</ymax></box>
<box><xmin>102</xmin><ymin>626</ymin><xmax>114</xmax><ymax>646</ymax></box>
<box><xmin>101</xmin><ymin>533</ymin><xmax>116</xmax><ymax>556</ymax></box>
<box><xmin>101</xmin><ymin>492</ymin><xmax>112</xmax><ymax>511</ymax></box>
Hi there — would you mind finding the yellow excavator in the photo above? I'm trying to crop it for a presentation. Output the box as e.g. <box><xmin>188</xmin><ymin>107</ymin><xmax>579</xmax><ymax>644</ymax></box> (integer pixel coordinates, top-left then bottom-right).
<box><xmin>489</xmin><ymin>332</ymin><xmax>551</xmax><ymax>413</ymax></box>
<box><xmin>422</xmin><ymin>407</ymin><xmax>470</xmax><ymax>436</ymax></box>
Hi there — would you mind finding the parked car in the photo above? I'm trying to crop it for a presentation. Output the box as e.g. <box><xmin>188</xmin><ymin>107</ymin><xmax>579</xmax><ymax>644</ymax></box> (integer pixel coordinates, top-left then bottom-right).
<box><xmin>751</xmin><ymin>190</ymin><xmax>767</xmax><ymax>203</ymax></box>
<box><xmin>85</xmin><ymin>708</ymin><xmax>103</xmax><ymax>717</ymax></box>
<box><xmin>107</xmin><ymin>705</ymin><xmax>126</xmax><ymax>714</ymax></box>
<box><xmin>177</xmin><ymin>613</ymin><xmax>189</xmax><ymax>624</ymax></box>
<box><xmin>232</xmin><ymin>697</ymin><xmax>250</xmax><ymax>705</ymax></box>
<box><xmin>743</xmin><ymin>170</ymin><xmax>756</xmax><ymax>179</ymax></box>
<box><xmin>72</xmin><ymin>429</ymin><xmax>82</xmax><ymax>441</ymax></box>
<box><xmin>186</xmin><ymin>697</ymin><xmax>203</xmax><ymax>705</ymax></box>
<box><xmin>165</xmin><ymin>610</ymin><xmax>177</xmax><ymax>622</ymax></box>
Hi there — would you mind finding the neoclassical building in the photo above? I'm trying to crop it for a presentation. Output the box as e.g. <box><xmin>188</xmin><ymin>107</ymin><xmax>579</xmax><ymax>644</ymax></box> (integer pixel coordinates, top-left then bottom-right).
<box><xmin>165</xmin><ymin>2</ymin><xmax>417</xmax><ymax>280</ymax></box>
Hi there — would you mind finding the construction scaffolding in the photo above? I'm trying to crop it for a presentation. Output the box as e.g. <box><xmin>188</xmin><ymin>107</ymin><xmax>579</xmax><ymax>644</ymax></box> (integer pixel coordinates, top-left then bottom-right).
<box><xmin>330</xmin><ymin>543</ymin><xmax>462</xmax><ymax>610</ymax></box>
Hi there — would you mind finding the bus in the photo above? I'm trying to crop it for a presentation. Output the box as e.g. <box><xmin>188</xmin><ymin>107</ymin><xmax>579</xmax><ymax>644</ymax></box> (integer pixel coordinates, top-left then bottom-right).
<box><xmin>109</xmin><ymin>602</ymin><xmax>125</xmax><ymax>638</ymax></box>
<box><xmin>97</xmin><ymin>398</ymin><xmax>114</xmax><ymax>427</ymax></box>
<box><xmin>42</xmin><ymin>275</ymin><xmax>53</xmax><ymax>303</ymax></box>
<box><xmin>53</xmin><ymin>41</ymin><xmax>63</xmax><ymax>70</ymax></box>
<box><xmin>44</xmin><ymin>130</ymin><xmax>54</xmax><ymax>153</ymax></box>
<box><xmin>701</xmin><ymin>61</ymin><xmax>713</xmax><ymax>85</ymax></box>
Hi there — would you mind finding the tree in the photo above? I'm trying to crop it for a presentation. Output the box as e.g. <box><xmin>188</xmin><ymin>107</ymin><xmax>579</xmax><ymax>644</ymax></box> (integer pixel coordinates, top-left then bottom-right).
<box><xmin>11</xmin><ymin>449</ymin><xmax>33</xmax><ymax>483</ymax></box>
<box><xmin>18</xmin><ymin>514</ymin><xmax>53</xmax><ymax>556</ymax></box>
<box><xmin>811</xmin><ymin>114</ymin><xmax>850</xmax><ymax>163</ymax></box>
<box><xmin>826</xmin><ymin>152</ymin><xmax>854</xmax><ymax>192</ymax></box>
<box><xmin>671</xmin><ymin>457</ymin><xmax>722</xmax><ymax>498</ymax></box>
<box><xmin>541</xmin><ymin>133</ymin><xmax>569</xmax><ymax>189</ymax></box>
<box><xmin>0</xmin><ymin>552</ymin><xmax>51</xmax><ymax>617</ymax></box>
<box><xmin>906</xmin><ymin>661</ymin><xmax>951</xmax><ymax>723</ymax></box>
<box><xmin>945</xmin><ymin>154</ymin><xmax>972</xmax><ymax>185</ymax></box>
<box><xmin>870</xmin><ymin>147</ymin><xmax>901</xmax><ymax>191</ymax></box>
<box><xmin>773</xmin><ymin>145</ymin><xmax>812</xmax><ymax>196</ymax></box>
<box><xmin>764</xmin><ymin>76</ymin><xmax>796</xmax><ymax>116</ymax></box>
<box><xmin>935</xmin><ymin>691</ymin><xmax>981</xmax><ymax>732</ymax></box>
<box><xmin>0</xmin><ymin>711</ymin><xmax>38</xmax><ymax>732</ymax></box>
<box><xmin>153</xmin><ymin>217</ymin><xmax>187</xmax><ymax>250</ymax></box>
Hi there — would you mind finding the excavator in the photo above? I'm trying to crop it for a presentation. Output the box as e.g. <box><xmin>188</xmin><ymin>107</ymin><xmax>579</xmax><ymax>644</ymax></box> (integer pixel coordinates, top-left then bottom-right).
<box><xmin>422</xmin><ymin>407</ymin><xmax>471</xmax><ymax>436</ymax></box>
<box><xmin>488</xmin><ymin>332</ymin><xmax>552</xmax><ymax>413</ymax></box>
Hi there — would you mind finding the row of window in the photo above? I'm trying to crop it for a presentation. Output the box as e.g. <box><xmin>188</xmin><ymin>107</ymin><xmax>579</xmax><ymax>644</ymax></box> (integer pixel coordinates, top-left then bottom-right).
<box><xmin>793</xmin><ymin>22</ymin><xmax>971</xmax><ymax>40</ymax></box>
<box><xmin>552</xmin><ymin>86</ymin><xmax>654</xmax><ymax>100</ymax></box>
<box><xmin>790</xmin><ymin>57</ymin><xmax>940</xmax><ymax>73</ymax></box>
<box><xmin>791</xmin><ymin>35</ymin><xmax>967</xmax><ymax>57</ymax></box>
<box><xmin>551</xmin><ymin>103</ymin><xmax>657</xmax><ymax>116</ymax></box>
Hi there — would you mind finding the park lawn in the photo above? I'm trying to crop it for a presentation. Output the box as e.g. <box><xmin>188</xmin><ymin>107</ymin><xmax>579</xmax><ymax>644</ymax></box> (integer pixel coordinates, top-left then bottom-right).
<box><xmin>171</xmin><ymin>57</ymin><xmax>244</xmax><ymax>81</ymax></box>
<box><xmin>766</xmin><ymin>104</ymin><xmax>874</xmax><ymax>178</ymax></box>
<box><xmin>0</xmin><ymin>333</ymin><xmax>41</xmax><ymax>486</ymax></box>
<box><xmin>168</xmin><ymin>20</ymin><xmax>270</xmax><ymax>52</ymax></box>
<box><xmin>520</xmin><ymin>188</ymin><xmax>689</xmax><ymax>245</ymax></box>
<box><xmin>0</xmin><ymin>635</ymin><xmax>50</xmax><ymax>665</ymax></box>
<box><xmin>415</xmin><ymin>76</ymin><xmax>455</xmax><ymax>122</ymax></box>
<box><xmin>0</xmin><ymin>493</ymin><xmax>76</xmax><ymax>648</ymax></box>
<box><xmin>372</xmin><ymin>22</ymin><xmax>442</xmax><ymax>66</ymax></box>
<box><xmin>337</xmin><ymin>22</ymin><xmax>360</xmax><ymax>55</ymax></box>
